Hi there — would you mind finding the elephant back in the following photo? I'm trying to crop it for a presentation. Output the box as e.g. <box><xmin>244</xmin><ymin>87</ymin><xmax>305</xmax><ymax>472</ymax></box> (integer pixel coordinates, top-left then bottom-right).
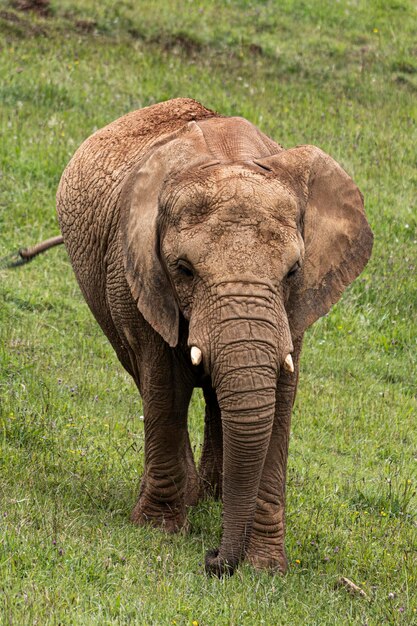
<box><xmin>56</xmin><ymin>98</ymin><xmax>218</xmax><ymax>355</ymax></box>
<box><xmin>57</xmin><ymin>98</ymin><xmax>217</xmax><ymax>251</ymax></box>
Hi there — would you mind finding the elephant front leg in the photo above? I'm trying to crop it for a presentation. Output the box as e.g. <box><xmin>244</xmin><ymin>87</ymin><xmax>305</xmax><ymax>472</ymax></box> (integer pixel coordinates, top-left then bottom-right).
<box><xmin>198</xmin><ymin>383</ymin><xmax>223</xmax><ymax>500</ymax></box>
<box><xmin>131</xmin><ymin>349</ymin><xmax>195</xmax><ymax>533</ymax></box>
<box><xmin>184</xmin><ymin>432</ymin><xmax>200</xmax><ymax>507</ymax></box>
<box><xmin>246</xmin><ymin>336</ymin><xmax>302</xmax><ymax>572</ymax></box>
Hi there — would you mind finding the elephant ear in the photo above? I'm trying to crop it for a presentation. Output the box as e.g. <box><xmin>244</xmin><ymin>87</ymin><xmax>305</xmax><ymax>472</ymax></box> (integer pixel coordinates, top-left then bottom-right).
<box><xmin>259</xmin><ymin>146</ymin><xmax>373</xmax><ymax>338</ymax></box>
<box><xmin>119</xmin><ymin>123</ymin><xmax>211</xmax><ymax>347</ymax></box>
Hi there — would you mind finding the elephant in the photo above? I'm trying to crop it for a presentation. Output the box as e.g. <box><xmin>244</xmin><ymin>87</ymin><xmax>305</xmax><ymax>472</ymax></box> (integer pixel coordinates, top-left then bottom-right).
<box><xmin>56</xmin><ymin>97</ymin><xmax>373</xmax><ymax>576</ymax></box>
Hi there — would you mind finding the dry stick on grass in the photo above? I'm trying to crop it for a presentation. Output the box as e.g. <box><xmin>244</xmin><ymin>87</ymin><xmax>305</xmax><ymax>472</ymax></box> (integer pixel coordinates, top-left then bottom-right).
<box><xmin>0</xmin><ymin>235</ymin><xmax>64</xmax><ymax>269</ymax></box>
<box><xmin>336</xmin><ymin>577</ymin><xmax>370</xmax><ymax>601</ymax></box>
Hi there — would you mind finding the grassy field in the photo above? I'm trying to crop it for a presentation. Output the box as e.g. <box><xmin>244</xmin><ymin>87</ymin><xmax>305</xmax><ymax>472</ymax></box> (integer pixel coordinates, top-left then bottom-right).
<box><xmin>1</xmin><ymin>0</ymin><xmax>416</xmax><ymax>623</ymax></box>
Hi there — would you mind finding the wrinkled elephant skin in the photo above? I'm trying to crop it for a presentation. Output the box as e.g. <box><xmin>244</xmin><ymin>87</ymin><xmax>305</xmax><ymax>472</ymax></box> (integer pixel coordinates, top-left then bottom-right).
<box><xmin>56</xmin><ymin>98</ymin><xmax>373</xmax><ymax>576</ymax></box>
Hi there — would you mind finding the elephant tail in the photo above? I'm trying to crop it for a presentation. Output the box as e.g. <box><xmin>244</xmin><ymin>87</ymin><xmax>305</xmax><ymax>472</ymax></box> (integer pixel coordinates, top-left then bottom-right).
<box><xmin>0</xmin><ymin>235</ymin><xmax>64</xmax><ymax>269</ymax></box>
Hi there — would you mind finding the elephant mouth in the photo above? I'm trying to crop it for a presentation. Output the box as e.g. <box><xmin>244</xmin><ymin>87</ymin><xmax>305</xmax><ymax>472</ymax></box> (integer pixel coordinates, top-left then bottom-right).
<box><xmin>187</xmin><ymin>278</ymin><xmax>293</xmax><ymax>376</ymax></box>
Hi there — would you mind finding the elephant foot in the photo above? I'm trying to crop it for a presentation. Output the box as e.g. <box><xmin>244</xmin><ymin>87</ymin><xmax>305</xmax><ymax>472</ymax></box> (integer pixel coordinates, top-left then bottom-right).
<box><xmin>131</xmin><ymin>493</ymin><xmax>187</xmax><ymax>534</ymax></box>
<box><xmin>204</xmin><ymin>548</ymin><xmax>238</xmax><ymax>578</ymax></box>
<box><xmin>246</xmin><ymin>499</ymin><xmax>288</xmax><ymax>573</ymax></box>
<box><xmin>246</xmin><ymin>547</ymin><xmax>288</xmax><ymax>574</ymax></box>
<box><xmin>246</xmin><ymin>529</ymin><xmax>288</xmax><ymax>573</ymax></box>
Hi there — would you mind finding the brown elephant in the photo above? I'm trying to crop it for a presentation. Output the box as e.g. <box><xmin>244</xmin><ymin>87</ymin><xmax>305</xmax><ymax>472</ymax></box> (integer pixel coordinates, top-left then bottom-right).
<box><xmin>56</xmin><ymin>97</ymin><xmax>373</xmax><ymax>576</ymax></box>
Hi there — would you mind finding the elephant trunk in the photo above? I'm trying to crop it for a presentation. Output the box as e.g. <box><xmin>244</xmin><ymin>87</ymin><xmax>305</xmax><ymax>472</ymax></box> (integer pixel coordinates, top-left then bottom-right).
<box><xmin>192</xmin><ymin>281</ymin><xmax>292</xmax><ymax>576</ymax></box>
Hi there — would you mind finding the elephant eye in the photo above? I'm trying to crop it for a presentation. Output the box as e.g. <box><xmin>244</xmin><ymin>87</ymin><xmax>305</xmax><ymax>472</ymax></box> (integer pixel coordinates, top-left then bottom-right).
<box><xmin>176</xmin><ymin>260</ymin><xmax>194</xmax><ymax>278</ymax></box>
<box><xmin>287</xmin><ymin>261</ymin><xmax>301</xmax><ymax>278</ymax></box>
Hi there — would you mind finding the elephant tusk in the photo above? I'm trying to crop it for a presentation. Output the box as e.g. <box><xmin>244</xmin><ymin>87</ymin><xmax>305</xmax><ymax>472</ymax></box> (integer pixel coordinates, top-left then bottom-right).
<box><xmin>191</xmin><ymin>346</ymin><xmax>202</xmax><ymax>366</ymax></box>
<box><xmin>283</xmin><ymin>354</ymin><xmax>294</xmax><ymax>373</ymax></box>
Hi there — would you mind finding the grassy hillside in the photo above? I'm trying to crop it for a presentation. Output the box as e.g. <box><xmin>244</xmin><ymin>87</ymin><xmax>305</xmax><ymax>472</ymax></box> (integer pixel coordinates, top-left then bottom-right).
<box><xmin>1</xmin><ymin>1</ymin><xmax>416</xmax><ymax>624</ymax></box>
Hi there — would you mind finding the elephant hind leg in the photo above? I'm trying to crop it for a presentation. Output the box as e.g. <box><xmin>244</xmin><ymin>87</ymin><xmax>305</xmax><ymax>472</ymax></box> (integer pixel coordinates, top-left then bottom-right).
<box><xmin>184</xmin><ymin>433</ymin><xmax>200</xmax><ymax>507</ymax></box>
<box><xmin>198</xmin><ymin>384</ymin><xmax>223</xmax><ymax>501</ymax></box>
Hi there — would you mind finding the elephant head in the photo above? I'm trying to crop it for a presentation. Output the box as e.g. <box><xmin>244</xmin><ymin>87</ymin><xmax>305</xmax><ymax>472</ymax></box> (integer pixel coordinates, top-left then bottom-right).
<box><xmin>119</xmin><ymin>117</ymin><xmax>373</xmax><ymax>574</ymax></box>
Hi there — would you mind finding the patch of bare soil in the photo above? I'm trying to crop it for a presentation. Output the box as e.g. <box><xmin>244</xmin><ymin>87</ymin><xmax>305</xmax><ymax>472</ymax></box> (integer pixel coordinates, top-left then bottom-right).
<box><xmin>10</xmin><ymin>0</ymin><xmax>50</xmax><ymax>17</ymax></box>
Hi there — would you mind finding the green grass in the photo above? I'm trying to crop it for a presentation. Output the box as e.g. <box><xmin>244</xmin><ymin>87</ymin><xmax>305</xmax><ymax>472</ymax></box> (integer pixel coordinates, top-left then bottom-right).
<box><xmin>1</xmin><ymin>0</ymin><xmax>416</xmax><ymax>623</ymax></box>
